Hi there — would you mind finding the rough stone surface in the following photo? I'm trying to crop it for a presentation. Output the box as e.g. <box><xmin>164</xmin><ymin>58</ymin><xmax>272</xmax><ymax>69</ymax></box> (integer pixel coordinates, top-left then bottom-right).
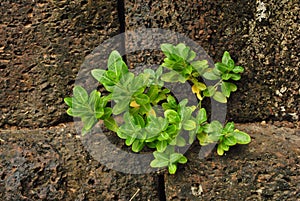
<box><xmin>1</xmin><ymin>0</ymin><xmax>298</xmax><ymax>127</ymax></box>
<box><xmin>0</xmin><ymin>123</ymin><xmax>160</xmax><ymax>201</ymax></box>
<box><xmin>1</xmin><ymin>1</ymin><xmax>299</xmax><ymax>200</ymax></box>
<box><xmin>125</xmin><ymin>0</ymin><xmax>299</xmax><ymax>122</ymax></box>
<box><xmin>1</xmin><ymin>122</ymin><xmax>299</xmax><ymax>200</ymax></box>
<box><xmin>165</xmin><ymin>122</ymin><xmax>300</xmax><ymax>200</ymax></box>
<box><xmin>0</xmin><ymin>0</ymin><xmax>120</xmax><ymax>128</ymax></box>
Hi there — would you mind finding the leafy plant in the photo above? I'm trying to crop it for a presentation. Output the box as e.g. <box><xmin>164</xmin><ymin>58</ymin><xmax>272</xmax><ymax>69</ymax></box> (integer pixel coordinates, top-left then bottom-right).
<box><xmin>64</xmin><ymin>43</ymin><xmax>251</xmax><ymax>174</ymax></box>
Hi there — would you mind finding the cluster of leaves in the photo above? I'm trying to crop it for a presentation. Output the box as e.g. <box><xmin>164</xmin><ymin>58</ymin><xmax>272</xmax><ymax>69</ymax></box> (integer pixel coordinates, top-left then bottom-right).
<box><xmin>64</xmin><ymin>43</ymin><xmax>251</xmax><ymax>174</ymax></box>
<box><xmin>160</xmin><ymin>44</ymin><xmax>243</xmax><ymax>104</ymax></box>
<box><xmin>64</xmin><ymin>86</ymin><xmax>113</xmax><ymax>134</ymax></box>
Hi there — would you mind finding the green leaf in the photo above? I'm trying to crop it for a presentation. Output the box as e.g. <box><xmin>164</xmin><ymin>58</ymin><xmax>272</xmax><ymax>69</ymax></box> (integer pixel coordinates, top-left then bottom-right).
<box><xmin>161</xmin><ymin>70</ymin><xmax>186</xmax><ymax>83</ymax></box>
<box><xmin>182</xmin><ymin>65</ymin><xmax>193</xmax><ymax>77</ymax></box>
<box><xmin>146</xmin><ymin>116</ymin><xmax>168</xmax><ymax>137</ymax></box>
<box><xmin>116</xmin><ymin>130</ymin><xmax>128</xmax><ymax>139</ymax></box>
<box><xmin>71</xmin><ymin>105</ymin><xmax>91</xmax><ymax>117</ymax></box>
<box><xmin>111</xmin><ymin>74</ymin><xmax>133</xmax><ymax>99</ymax></box>
<box><xmin>197</xmin><ymin>132</ymin><xmax>209</xmax><ymax>145</ymax></box>
<box><xmin>203</xmin><ymin>86</ymin><xmax>216</xmax><ymax>97</ymax></box>
<box><xmin>221</xmin><ymin>82</ymin><xmax>230</xmax><ymax>97</ymax></box>
<box><xmin>161</xmin><ymin>58</ymin><xmax>176</xmax><ymax>69</ymax></box>
<box><xmin>191</xmin><ymin>60</ymin><xmax>208</xmax><ymax>74</ymax></box>
<box><xmin>112</xmin><ymin>99</ymin><xmax>130</xmax><ymax>115</ymax></box>
<box><xmin>220</xmin><ymin>142</ymin><xmax>229</xmax><ymax>151</ymax></box>
<box><xmin>230</xmin><ymin>73</ymin><xmax>241</xmax><ymax>81</ymax></box>
<box><xmin>232</xmin><ymin>66</ymin><xmax>244</xmax><ymax>73</ymax></box>
<box><xmin>130</xmin><ymin>73</ymin><xmax>149</xmax><ymax>91</ymax></box>
<box><xmin>204</xmin><ymin>120</ymin><xmax>223</xmax><ymax>134</ymax></box>
<box><xmin>213</xmin><ymin>91</ymin><xmax>227</xmax><ymax>103</ymax></box>
<box><xmin>107</xmin><ymin>51</ymin><xmax>129</xmax><ymax>79</ymax></box>
<box><xmin>170</xmin><ymin>153</ymin><xmax>183</xmax><ymax>163</ymax></box>
<box><xmin>223</xmin><ymin>135</ymin><xmax>236</xmax><ymax>146</ymax></box>
<box><xmin>66</xmin><ymin>108</ymin><xmax>74</xmax><ymax>116</ymax></box>
<box><xmin>125</xmin><ymin>136</ymin><xmax>136</xmax><ymax>146</ymax></box>
<box><xmin>207</xmin><ymin>132</ymin><xmax>221</xmax><ymax>142</ymax></box>
<box><xmin>88</xmin><ymin>90</ymin><xmax>101</xmax><ymax>106</ymax></box>
<box><xmin>178</xmin><ymin>99</ymin><xmax>194</xmax><ymax>122</ymax></box>
<box><xmin>156</xmin><ymin>66</ymin><xmax>163</xmax><ymax>77</ymax></box>
<box><xmin>229</xmin><ymin>82</ymin><xmax>237</xmax><ymax>92</ymax></box>
<box><xmin>94</xmin><ymin>107</ymin><xmax>104</xmax><ymax>119</ymax></box>
<box><xmin>153</xmin><ymin>93</ymin><xmax>167</xmax><ymax>105</ymax></box>
<box><xmin>165</xmin><ymin>125</ymin><xmax>178</xmax><ymax>135</ymax></box>
<box><xmin>197</xmin><ymin>126</ymin><xmax>204</xmax><ymax>134</ymax></box>
<box><xmin>153</xmin><ymin>151</ymin><xmax>169</xmax><ymax>161</ymax></box>
<box><xmin>150</xmin><ymin>159</ymin><xmax>169</xmax><ymax>168</ymax></box>
<box><xmin>161</xmin><ymin>43</ymin><xmax>175</xmax><ymax>58</ymax></box>
<box><xmin>168</xmin><ymin>163</ymin><xmax>177</xmax><ymax>174</ymax></box>
<box><xmin>64</xmin><ymin>97</ymin><xmax>73</xmax><ymax>107</ymax></box>
<box><xmin>176</xmin><ymin>136</ymin><xmax>186</xmax><ymax>147</ymax></box>
<box><xmin>107</xmin><ymin>50</ymin><xmax>122</xmax><ymax>68</ymax></box>
<box><xmin>187</xmin><ymin>50</ymin><xmax>196</xmax><ymax>62</ymax></box>
<box><xmin>104</xmin><ymin>117</ymin><xmax>119</xmax><ymax>132</ymax></box>
<box><xmin>96</xmin><ymin>105</ymin><xmax>106</xmax><ymax>119</ymax></box>
<box><xmin>178</xmin><ymin>156</ymin><xmax>188</xmax><ymax>164</ymax></box>
<box><xmin>100</xmin><ymin>70</ymin><xmax>118</xmax><ymax>86</ymax></box>
<box><xmin>158</xmin><ymin>132</ymin><xmax>169</xmax><ymax>141</ymax></box>
<box><xmin>183</xmin><ymin>120</ymin><xmax>197</xmax><ymax>131</ymax></box>
<box><xmin>164</xmin><ymin>109</ymin><xmax>180</xmax><ymax>124</ymax></box>
<box><xmin>122</xmin><ymin>112</ymin><xmax>137</xmax><ymax>127</ymax></box>
<box><xmin>156</xmin><ymin>141</ymin><xmax>168</xmax><ymax>152</ymax></box>
<box><xmin>162</xmin><ymin>95</ymin><xmax>178</xmax><ymax>110</ymax></box>
<box><xmin>221</xmin><ymin>73</ymin><xmax>232</xmax><ymax>80</ymax></box>
<box><xmin>73</xmin><ymin>86</ymin><xmax>88</xmax><ymax>103</ymax></box>
<box><xmin>194</xmin><ymin>81</ymin><xmax>207</xmax><ymax>91</ymax></box>
<box><xmin>106</xmin><ymin>70</ymin><xmax>117</xmax><ymax>80</ymax></box>
<box><xmin>189</xmin><ymin>131</ymin><xmax>196</xmax><ymax>144</ymax></box>
<box><xmin>227</xmin><ymin>59</ymin><xmax>235</xmax><ymax>70</ymax></box>
<box><xmin>139</xmin><ymin>103</ymin><xmax>152</xmax><ymax>114</ymax></box>
<box><xmin>100</xmin><ymin>93</ymin><xmax>112</xmax><ymax>106</ymax></box>
<box><xmin>91</xmin><ymin>69</ymin><xmax>106</xmax><ymax>82</ymax></box>
<box><xmin>89</xmin><ymin>90</ymin><xmax>104</xmax><ymax>119</ymax></box>
<box><xmin>82</xmin><ymin>115</ymin><xmax>97</xmax><ymax>131</ymax></box>
<box><xmin>197</xmin><ymin>108</ymin><xmax>207</xmax><ymax>124</ymax></box>
<box><xmin>223</xmin><ymin>122</ymin><xmax>235</xmax><ymax>133</ymax></box>
<box><xmin>147</xmin><ymin>85</ymin><xmax>159</xmax><ymax>102</ymax></box>
<box><xmin>132</xmin><ymin>140</ymin><xmax>144</xmax><ymax>152</ymax></box>
<box><xmin>217</xmin><ymin>143</ymin><xmax>225</xmax><ymax>155</ymax></box>
<box><xmin>233</xmin><ymin>130</ymin><xmax>251</xmax><ymax>144</ymax></box>
<box><xmin>135</xmin><ymin>93</ymin><xmax>150</xmax><ymax>105</ymax></box>
<box><xmin>203</xmin><ymin>71</ymin><xmax>220</xmax><ymax>80</ymax></box>
<box><xmin>175</xmin><ymin>43</ymin><xmax>189</xmax><ymax>59</ymax></box>
<box><xmin>222</xmin><ymin>51</ymin><xmax>231</xmax><ymax>66</ymax></box>
<box><xmin>96</xmin><ymin>73</ymin><xmax>116</xmax><ymax>90</ymax></box>
<box><xmin>221</xmin><ymin>82</ymin><xmax>237</xmax><ymax>97</ymax></box>
<box><xmin>101</xmin><ymin>107</ymin><xmax>112</xmax><ymax>119</ymax></box>
<box><xmin>215</xmin><ymin>62</ymin><xmax>229</xmax><ymax>73</ymax></box>
<box><xmin>133</xmin><ymin>114</ymin><xmax>145</xmax><ymax>127</ymax></box>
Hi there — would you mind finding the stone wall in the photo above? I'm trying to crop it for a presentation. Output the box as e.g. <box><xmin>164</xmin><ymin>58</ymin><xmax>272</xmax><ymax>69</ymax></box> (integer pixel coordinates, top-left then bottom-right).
<box><xmin>1</xmin><ymin>0</ymin><xmax>299</xmax><ymax>128</ymax></box>
<box><xmin>125</xmin><ymin>0</ymin><xmax>299</xmax><ymax>122</ymax></box>
<box><xmin>0</xmin><ymin>0</ymin><xmax>120</xmax><ymax>128</ymax></box>
<box><xmin>1</xmin><ymin>122</ymin><xmax>299</xmax><ymax>200</ymax></box>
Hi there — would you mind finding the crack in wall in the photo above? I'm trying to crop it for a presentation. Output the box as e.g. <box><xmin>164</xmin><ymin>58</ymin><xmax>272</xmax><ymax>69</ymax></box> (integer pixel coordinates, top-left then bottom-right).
<box><xmin>117</xmin><ymin>0</ymin><xmax>127</xmax><ymax>63</ymax></box>
<box><xmin>158</xmin><ymin>174</ymin><xmax>167</xmax><ymax>201</ymax></box>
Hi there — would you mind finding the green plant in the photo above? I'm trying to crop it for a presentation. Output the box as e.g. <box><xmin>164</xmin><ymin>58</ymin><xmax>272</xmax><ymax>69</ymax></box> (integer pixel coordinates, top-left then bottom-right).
<box><xmin>64</xmin><ymin>43</ymin><xmax>251</xmax><ymax>174</ymax></box>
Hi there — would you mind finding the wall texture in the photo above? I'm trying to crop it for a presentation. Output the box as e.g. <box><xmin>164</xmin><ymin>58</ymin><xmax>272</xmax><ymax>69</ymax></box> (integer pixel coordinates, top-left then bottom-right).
<box><xmin>0</xmin><ymin>0</ymin><xmax>299</xmax><ymax>128</ymax></box>
<box><xmin>0</xmin><ymin>0</ymin><xmax>120</xmax><ymax>128</ymax></box>
<box><xmin>125</xmin><ymin>0</ymin><xmax>299</xmax><ymax>122</ymax></box>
